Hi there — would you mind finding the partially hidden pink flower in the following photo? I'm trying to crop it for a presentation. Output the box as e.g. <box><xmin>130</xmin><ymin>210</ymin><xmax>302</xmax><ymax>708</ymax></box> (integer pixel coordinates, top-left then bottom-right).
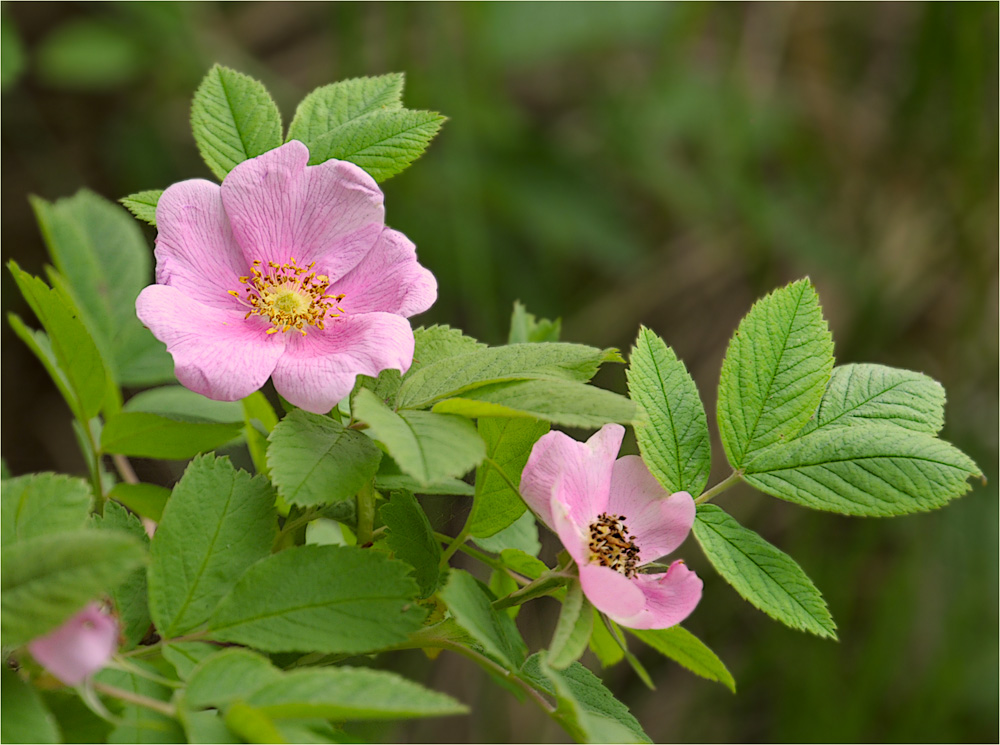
<box><xmin>136</xmin><ymin>140</ymin><xmax>437</xmax><ymax>414</ymax></box>
<box><xmin>27</xmin><ymin>603</ymin><xmax>119</xmax><ymax>685</ymax></box>
<box><xmin>521</xmin><ymin>423</ymin><xmax>702</xmax><ymax>630</ymax></box>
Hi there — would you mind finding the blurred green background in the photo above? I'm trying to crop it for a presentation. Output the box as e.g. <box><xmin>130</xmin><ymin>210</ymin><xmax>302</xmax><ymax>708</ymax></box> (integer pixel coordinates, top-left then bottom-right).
<box><xmin>2</xmin><ymin>2</ymin><xmax>996</xmax><ymax>742</ymax></box>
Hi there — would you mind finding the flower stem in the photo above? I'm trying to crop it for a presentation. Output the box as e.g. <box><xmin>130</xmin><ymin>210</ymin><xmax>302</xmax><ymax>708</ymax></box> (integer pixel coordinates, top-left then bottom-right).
<box><xmin>92</xmin><ymin>681</ymin><xmax>175</xmax><ymax>718</ymax></box>
<box><xmin>112</xmin><ymin>454</ymin><xmax>140</xmax><ymax>485</ymax></box>
<box><xmin>355</xmin><ymin>481</ymin><xmax>376</xmax><ymax>546</ymax></box>
<box><xmin>694</xmin><ymin>471</ymin><xmax>743</xmax><ymax>505</ymax></box>
<box><xmin>439</xmin><ymin>522</ymin><xmax>472</xmax><ymax>567</ymax></box>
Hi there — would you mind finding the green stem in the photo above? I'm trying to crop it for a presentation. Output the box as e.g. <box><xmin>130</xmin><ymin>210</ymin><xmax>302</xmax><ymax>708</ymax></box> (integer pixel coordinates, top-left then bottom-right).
<box><xmin>437</xmin><ymin>641</ymin><xmax>555</xmax><ymax>714</ymax></box>
<box><xmin>108</xmin><ymin>658</ymin><xmax>182</xmax><ymax>688</ymax></box>
<box><xmin>439</xmin><ymin>522</ymin><xmax>472</xmax><ymax>567</ymax></box>
<box><xmin>272</xmin><ymin>507</ymin><xmax>321</xmax><ymax>551</ymax></box>
<box><xmin>694</xmin><ymin>471</ymin><xmax>743</xmax><ymax>505</ymax></box>
<box><xmin>355</xmin><ymin>481</ymin><xmax>376</xmax><ymax>546</ymax></box>
<box><xmin>92</xmin><ymin>681</ymin><xmax>175</xmax><ymax>718</ymax></box>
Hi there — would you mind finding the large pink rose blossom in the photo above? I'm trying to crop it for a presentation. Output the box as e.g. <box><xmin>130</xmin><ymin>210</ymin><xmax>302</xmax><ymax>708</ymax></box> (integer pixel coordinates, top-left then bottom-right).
<box><xmin>521</xmin><ymin>423</ymin><xmax>702</xmax><ymax>629</ymax></box>
<box><xmin>136</xmin><ymin>140</ymin><xmax>437</xmax><ymax>414</ymax></box>
<box><xmin>27</xmin><ymin>603</ymin><xmax>119</xmax><ymax>685</ymax></box>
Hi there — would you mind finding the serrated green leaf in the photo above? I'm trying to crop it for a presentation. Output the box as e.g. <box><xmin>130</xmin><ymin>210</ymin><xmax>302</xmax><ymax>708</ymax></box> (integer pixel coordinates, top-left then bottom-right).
<box><xmin>409</xmin><ymin>325</ymin><xmax>486</xmax><ymax>372</ymax></box>
<box><xmin>267</xmin><ymin>410</ymin><xmax>382</xmax><ymax>507</ymax></box>
<box><xmin>1</xmin><ymin>530</ymin><xmax>145</xmax><ymax>646</ymax></box>
<box><xmin>163</xmin><ymin>642</ymin><xmax>221</xmax><ymax>681</ymax></box>
<box><xmin>149</xmin><ymin>455</ymin><xmax>277</xmax><ymax>637</ymax></box>
<box><xmin>380</xmin><ymin>491</ymin><xmax>442</xmax><ymax>597</ymax></box>
<box><xmin>439</xmin><ymin>569</ymin><xmax>528</xmax><ymax>669</ymax></box>
<box><xmin>498</xmin><ymin>548</ymin><xmax>549</xmax><ymax>580</ymax></box>
<box><xmin>123</xmin><ymin>386</ymin><xmax>244</xmax><ymax>423</ymax></box>
<box><xmin>473</xmin><ymin>512</ymin><xmax>541</xmax><ymax>557</ymax></box>
<box><xmin>108</xmin><ymin>483</ymin><xmax>170</xmax><ymax>522</ymax></box>
<box><xmin>353</xmin><ymin>389</ymin><xmax>485</xmax><ymax>486</ymax></box>
<box><xmin>185</xmin><ymin>648</ymin><xmax>283</xmax><ymax>710</ymax></box>
<box><xmin>743</xmin><ymin>425</ymin><xmax>981</xmax><ymax>516</ymax></box>
<box><xmin>627</xmin><ymin>326</ymin><xmax>711</xmax><ymax>495</ymax></box>
<box><xmin>509</xmin><ymin>301</ymin><xmax>561</xmax><ymax>343</ymax></box>
<box><xmin>1</xmin><ymin>472</ymin><xmax>92</xmax><ymax>547</ymax></box>
<box><xmin>548</xmin><ymin>581</ymin><xmax>593</xmax><ymax>670</ymax></box>
<box><xmin>120</xmin><ymin>189</ymin><xmax>162</xmax><ymax>227</ymax></box>
<box><xmin>628</xmin><ymin>626</ymin><xmax>736</xmax><ymax>692</ymax></box>
<box><xmin>1</xmin><ymin>667</ymin><xmax>60</xmax><ymax>744</ymax></box>
<box><xmin>100</xmin><ymin>412</ymin><xmax>244</xmax><ymax>459</ymax></box>
<box><xmin>287</xmin><ymin>73</ymin><xmax>405</xmax><ymax>146</ymax></box>
<box><xmin>207</xmin><ymin>545</ymin><xmax>425</xmax><ymax>653</ymax></box>
<box><xmin>91</xmin><ymin>502</ymin><xmax>151</xmax><ymax>649</ymax></box>
<box><xmin>717</xmin><ymin>278</ymin><xmax>834</xmax><ymax>469</ymax></box>
<box><xmin>693</xmin><ymin>504</ymin><xmax>836</xmax><ymax>638</ymax></box>
<box><xmin>191</xmin><ymin>65</ymin><xmax>283</xmax><ymax>181</ymax></box>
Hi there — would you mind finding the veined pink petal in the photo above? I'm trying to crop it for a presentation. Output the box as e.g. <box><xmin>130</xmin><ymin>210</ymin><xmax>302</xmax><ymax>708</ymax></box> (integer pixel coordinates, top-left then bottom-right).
<box><xmin>329</xmin><ymin>228</ymin><xmax>437</xmax><ymax>317</ymax></box>
<box><xmin>619</xmin><ymin>561</ymin><xmax>703</xmax><ymax>630</ymax></box>
<box><xmin>607</xmin><ymin>457</ymin><xmax>696</xmax><ymax>564</ymax></box>
<box><xmin>550</xmin><ymin>489</ymin><xmax>590</xmax><ymax>565</ymax></box>
<box><xmin>136</xmin><ymin>284</ymin><xmax>284</xmax><ymax>401</ymax></box>
<box><xmin>154</xmin><ymin>179</ymin><xmax>248</xmax><ymax>310</ymax></box>
<box><xmin>271</xmin><ymin>312</ymin><xmax>414</xmax><ymax>414</ymax></box>
<box><xmin>27</xmin><ymin>604</ymin><xmax>118</xmax><ymax>685</ymax></box>
<box><xmin>221</xmin><ymin>141</ymin><xmax>385</xmax><ymax>281</ymax></box>
<box><xmin>520</xmin><ymin>424</ymin><xmax>624</xmax><ymax>529</ymax></box>
<box><xmin>578</xmin><ymin>564</ymin><xmax>646</xmax><ymax>622</ymax></box>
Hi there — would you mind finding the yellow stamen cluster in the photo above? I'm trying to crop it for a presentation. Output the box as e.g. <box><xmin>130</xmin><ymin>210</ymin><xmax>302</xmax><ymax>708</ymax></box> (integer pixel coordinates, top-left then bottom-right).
<box><xmin>229</xmin><ymin>258</ymin><xmax>345</xmax><ymax>335</ymax></box>
<box><xmin>588</xmin><ymin>512</ymin><xmax>640</xmax><ymax>578</ymax></box>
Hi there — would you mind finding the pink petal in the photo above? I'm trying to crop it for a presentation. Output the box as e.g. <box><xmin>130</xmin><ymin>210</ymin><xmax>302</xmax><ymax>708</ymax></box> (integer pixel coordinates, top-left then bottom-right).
<box><xmin>550</xmin><ymin>489</ymin><xmax>590</xmax><ymax>565</ymax></box>
<box><xmin>329</xmin><ymin>228</ymin><xmax>437</xmax><ymax>317</ymax></box>
<box><xmin>28</xmin><ymin>603</ymin><xmax>118</xmax><ymax>685</ymax></box>
<box><xmin>154</xmin><ymin>179</ymin><xmax>249</xmax><ymax>310</ymax></box>
<box><xmin>271</xmin><ymin>312</ymin><xmax>415</xmax><ymax>414</ymax></box>
<box><xmin>578</xmin><ymin>564</ymin><xmax>646</xmax><ymax>622</ymax></box>
<box><xmin>621</xmin><ymin>561</ymin><xmax>703</xmax><ymax>630</ymax></box>
<box><xmin>607</xmin><ymin>457</ymin><xmax>696</xmax><ymax>563</ymax></box>
<box><xmin>221</xmin><ymin>141</ymin><xmax>385</xmax><ymax>282</ymax></box>
<box><xmin>520</xmin><ymin>424</ymin><xmax>624</xmax><ymax>529</ymax></box>
<box><xmin>136</xmin><ymin>284</ymin><xmax>284</xmax><ymax>401</ymax></box>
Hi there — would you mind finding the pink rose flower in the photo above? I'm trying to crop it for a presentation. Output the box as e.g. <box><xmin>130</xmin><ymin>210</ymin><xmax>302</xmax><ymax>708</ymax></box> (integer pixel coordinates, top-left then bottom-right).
<box><xmin>521</xmin><ymin>424</ymin><xmax>702</xmax><ymax>629</ymax></box>
<box><xmin>27</xmin><ymin>603</ymin><xmax>119</xmax><ymax>685</ymax></box>
<box><xmin>136</xmin><ymin>140</ymin><xmax>437</xmax><ymax>414</ymax></box>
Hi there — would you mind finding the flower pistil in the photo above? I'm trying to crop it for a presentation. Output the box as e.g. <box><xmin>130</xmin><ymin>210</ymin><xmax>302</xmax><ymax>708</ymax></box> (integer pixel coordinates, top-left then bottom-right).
<box><xmin>588</xmin><ymin>512</ymin><xmax>640</xmax><ymax>578</ymax></box>
<box><xmin>230</xmin><ymin>257</ymin><xmax>346</xmax><ymax>335</ymax></box>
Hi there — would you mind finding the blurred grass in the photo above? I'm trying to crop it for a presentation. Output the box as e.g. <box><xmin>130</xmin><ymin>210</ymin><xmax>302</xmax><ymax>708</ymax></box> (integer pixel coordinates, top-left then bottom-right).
<box><xmin>2</xmin><ymin>2</ymin><xmax>996</xmax><ymax>742</ymax></box>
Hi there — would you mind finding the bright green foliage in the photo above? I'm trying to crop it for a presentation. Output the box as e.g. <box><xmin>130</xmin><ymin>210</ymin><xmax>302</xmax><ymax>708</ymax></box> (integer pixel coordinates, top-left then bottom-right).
<box><xmin>410</xmin><ymin>325</ymin><xmax>486</xmax><ymax>371</ymax></box>
<box><xmin>243</xmin><ymin>391</ymin><xmax>278</xmax><ymax>479</ymax></box>
<box><xmin>353</xmin><ymin>389</ymin><xmax>486</xmax><ymax>486</ymax></box>
<box><xmin>1</xmin><ymin>473</ymin><xmax>92</xmax><ymax>546</ymax></box>
<box><xmin>107</xmin><ymin>482</ymin><xmax>170</xmax><ymax>522</ymax></box>
<box><xmin>207</xmin><ymin>544</ymin><xmax>425</xmax><ymax>653</ymax></box>
<box><xmin>439</xmin><ymin>569</ymin><xmax>528</xmax><ymax>669</ymax></box>
<box><xmin>179</xmin><ymin>710</ymin><xmax>240</xmax><ymax>745</ymax></box>
<box><xmin>148</xmin><ymin>455</ymin><xmax>277</xmax><ymax>637</ymax></box>
<box><xmin>473</xmin><ymin>512</ymin><xmax>541</xmax><ymax>557</ymax></box>
<box><xmin>96</xmin><ymin>663</ymin><xmax>185</xmax><ymax>743</ymax></box>
<box><xmin>8</xmin><ymin>261</ymin><xmax>107</xmax><ymax>420</ymax></box>
<box><xmin>717</xmin><ymin>279</ymin><xmax>834</xmax><ymax>469</ymax></box>
<box><xmin>120</xmin><ymin>189</ymin><xmax>162</xmax><ymax>227</ymax></box>
<box><xmin>547</xmin><ymin>581</ymin><xmax>593</xmax><ymax>670</ymax></box>
<box><xmin>100</xmin><ymin>412</ymin><xmax>243</xmax><ymax>459</ymax></box>
<box><xmin>380</xmin><ymin>491</ymin><xmax>443</xmax><ymax>597</ymax></box>
<box><xmin>743</xmin><ymin>425</ymin><xmax>981</xmax><ymax>516</ymax></box>
<box><xmin>91</xmin><ymin>502</ymin><xmax>151</xmax><ymax>650</ymax></box>
<box><xmin>1</xmin><ymin>530</ymin><xmax>145</xmax><ymax>646</ymax></box>
<box><xmin>124</xmin><ymin>386</ymin><xmax>244</xmax><ymax>423</ymax></box>
<box><xmin>191</xmin><ymin>65</ymin><xmax>283</xmax><ymax>180</ymax></box>
<box><xmin>287</xmin><ymin>72</ymin><xmax>404</xmax><ymax>145</ymax></box>
<box><xmin>498</xmin><ymin>548</ymin><xmax>549</xmax><ymax>580</ymax></box>
<box><xmin>798</xmin><ymin>363</ymin><xmax>946</xmax><ymax>436</ymax></box>
<box><xmin>375</xmin><ymin>465</ymin><xmax>475</xmax><ymax>496</ymax></box>
<box><xmin>468</xmin><ymin>417</ymin><xmax>549</xmax><ymax>538</ymax></box>
<box><xmin>184</xmin><ymin>649</ymin><xmax>283</xmax><ymax>710</ymax></box>
<box><xmin>588</xmin><ymin>610</ymin><xmax>625</xmax><ymax>667</ymax></box>
<box><xmin>163</xmin><ymin>642</ymin><xmax>221</xmax><ymax>681</ymax></box>
<box><xmin>267</xmin><ymin>410</ymin><xmax>382</xmax><ymax>507</ymax></box>
<box><xmin>628</xmin><ymin>626</ymin><xmax>736</xmax><ymax>692</ymax></box>
<box><xmin>522</xmin><ymin>653</ymin><xmax>651</xmax><ymax>744</ymax></box>
<box><xmin>627</xmin><ymin>326</ymin><xmax>711</xmax><ymax>495</ymax></box>
<box><xmin>1</xmin><ymin>667</ymin><xmax>60</xmax><ymax>744</ymax></box>
<box><xmin>509</xmin><ymin>301</ymin><xmax>561</xmax><ymax>343</ymax></box>
<box><xmin>693</xmin><ymin>505</ymin><xmax>837</xmax><ymax>638</ymax></box>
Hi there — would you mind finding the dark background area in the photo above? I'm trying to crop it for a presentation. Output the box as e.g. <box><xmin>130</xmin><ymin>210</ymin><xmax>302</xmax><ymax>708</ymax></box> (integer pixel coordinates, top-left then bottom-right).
<box><xmin>2</xmin><ymin>3</ymin><xmax>997</xmax><ymax>742</ymax></box>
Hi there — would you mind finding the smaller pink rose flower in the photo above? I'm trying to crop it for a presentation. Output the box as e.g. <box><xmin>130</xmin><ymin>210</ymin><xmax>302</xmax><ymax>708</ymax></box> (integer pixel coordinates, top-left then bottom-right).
<box><xmin>27</xmin><ymin>603</ymin><xmax>119</xmax><ymax>685</ymax></box>
<box><xmin>520</xmin><ymin>423</ymin><xmax>702</xmax><ymax>629</ymax></box>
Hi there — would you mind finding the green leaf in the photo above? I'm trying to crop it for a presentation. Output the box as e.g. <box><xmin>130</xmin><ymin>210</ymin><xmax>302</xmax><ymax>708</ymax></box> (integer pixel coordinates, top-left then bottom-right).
<box><xmin>353</xmin><ymin>389</ymin><xmax>486</xmax><ymax>486</ymax></box>
<box><xmin>108</xmin><ymin>483</ymin><xmax>170</xmax><ymax>522</ymax></box>
<box><xmin>120</xmin><ymin>189</ymin><xmax>162</xmax><ymax>227</ymax></box>
<box><xmin>243</xmin><ymin>391</ymin><xmax>279</xmax><ymax>479</ymax></box>
<box><xmin>287</xmin><ymin>73</ymin><xmax>405</xmax><ymax>146</ymax></box>
<box><xmin>497</xmin><ymin>548</ymin><xmax>548</xmax><ymax>580</ymax></box>
<box><xmin>191</xmin><ymin>64</ymin><xmax>283</xmax><ymax>181</ymax></box>
<box><xmin>224</xmin><ymin>703</ymin><xmax>285</xmax><ymax>744</ymax></box>
<box><xmin>380</xmin><ymin>491</ymin><xmax>442</xmax><ymax>597</ymax></box>
<box><xmin>207</xmin><ymin>545</ymin><xmax>425</xmax><ymax>653</ymax></box>
<box><xmin>185</xmin><ymin>648</ymin><xmax>283</xmax><ymax>710</ymax></box>
<box><xmin>587</xmin><ymin>609</ymin><xmax>625</xmax><ymax>667</ymax></box>
<box><xmin>509</xmin><ymin>301</ymin><xmax>561</xmax><ymax>343</ymax></box>
<box><xmin>124</xmin><ymin>386</ymin><xmax>244</xmax><ymax>423</ymax></box>
<box><xmin>91</xmin><ymin>502</ymin><xmax>151</xmax><ymax>650</ymax></box>
<box><xmin>374</xmin><ymin>467</ymin><xmax>474</xmax><ymax>496</ymax></box>
<box><xmin>521</xmin><ymin>653</ymin><xmax>651</xmax><ymax>744</ymax></box>
<box><xmin>1</xmin><ymin>530</ymin><xmax>145</xmax><ymax>646</ymax></box>
<box><xmin>439</xmin><ymin>569</ymin><xmax>528</xmax><ymax>669</ymax></box>
<box><xmin>743</xmin><ymin>425</ymin><xmax>982</xmax><ymax>516</ymax></box>
<box><xmin>1</xmin><ymin>667</ymin><xmax>60</xmax><ymax>744</ymax></box>
<box><xmin>433</xmin><ymin>379</ymin><xmax>636</xmax><ymax>428</ymax></box>
<box><xmin>7</xmin><ymin>314</ymin><xmax>76</xmax><ymax>416</ymax></box>
<box><xmin>8</xmin><ymin>261</ymin><xmax>107</xmax><ymax>420</ymax></box>
<box><xmin>693</xmin><ymin>504</ymin><xmax>836</xmax><ymax>638</ymax></box>
<box><xmin>163</xmin><ymin>642</ymin><xmax>221</xmax><ymax>681</ymax></box>
<box><xmin>245</xmin><ymin>667</ymin><xmax>468</xmax><ymax>720</ymax></box>
<box><xmin>626</xmin><ymin>326</ymin><xmax>710</xmax><ymax>495</ymax></box>
<box><xmin>96</xmin><ymin>663</ymin><xmax>185</xmax><ymax>743</ymax></box>
<box><xmin>397</xmin><ymin>342</ymin><xmax>621</xmax><ymax>410</ymax></box>
<box><xmin>100</xmin><ymin>412</ymin><xmax>244</xmax><ymax>460</ymax></box>
<box><xmin>799</xmin><ymin>363</ymin><xmax>946</xmax><ymax>436</ymax></box>
<box><xmin>1</xmin><ymin>472</ymin><xmax>92</xmax><ymax>547</ymax></box>
<box><xmin>267</xmin><ymin>410</ymin><xmax>382</xmax><ymax>507</ymax></box>
<box><xmin>628</xmin><ymin>626</ymin><xmax>736</xmax><ymax>692</ymax></box>
<box><xmin>409</xmin><ymin>325</ymin><xmax>486</xmax><ymax>372</ymax></box>
<box><xmin>473</xmin><ymin>512</ymin><xmax>541</xmax><ymax>557</ymax></box>
<box><xmin>468</xmin><ymin>418</ymin><xmax>549</xmax><ymax>538</ymax></box>
<box><xmin>548</xmin><ymin>581</ymin><xmax>593</xmax><ymax>670</ymax></box>
<box><xmin>179</xmin><ymin>710</ymin><xmax>241</xmax><ymax>745</ymax></box>
<box><xmin>717</xmin><ymin>278</ymin><xmax>834</xmax><ymax>469</ymax></box>
<box><xmin>148</xmin><ymin>455</ymin><xmax>277</xmax><ymax>637</ymax></box>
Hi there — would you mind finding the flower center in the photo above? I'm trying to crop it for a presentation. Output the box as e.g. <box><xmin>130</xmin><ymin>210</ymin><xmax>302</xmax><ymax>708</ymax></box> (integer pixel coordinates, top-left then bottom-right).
<box><xmin>230</xmin><ymin>258</ymin><xmax>345</xmax><ymax>335</ymax></box>
<box><xmin>587</xmin><ymin>512</ymin><xmax>640</xmax><ymax>579</ymax></box>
